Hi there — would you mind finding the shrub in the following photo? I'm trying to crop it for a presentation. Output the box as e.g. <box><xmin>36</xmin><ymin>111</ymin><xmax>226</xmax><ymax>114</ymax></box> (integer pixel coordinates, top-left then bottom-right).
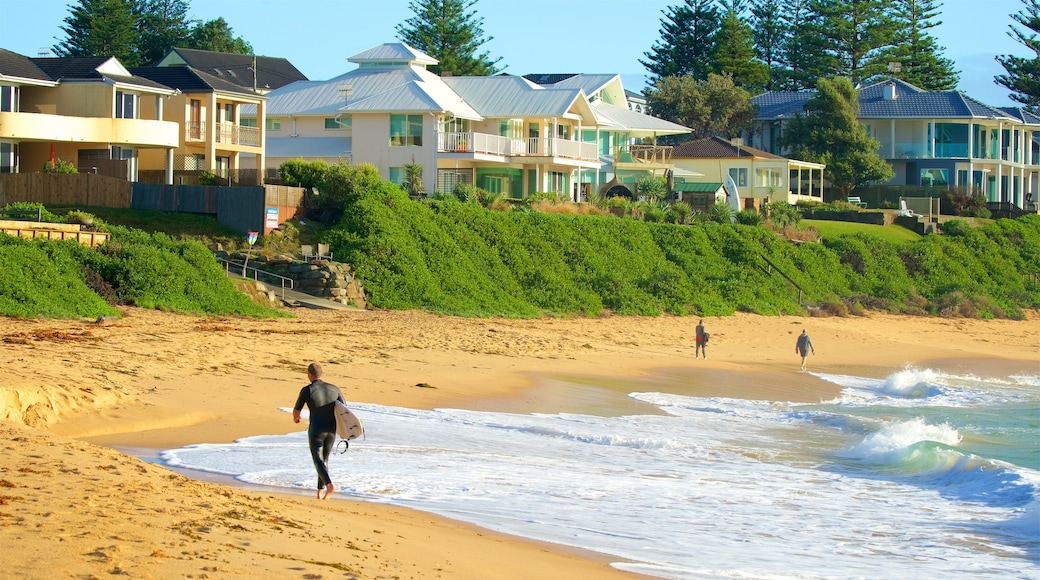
<box><xmin>709</xmin><ymin>201</ymin><xmax>732</xmax><ymax>223</ymax></box>
<box><xmin>279</xmin><ymin>158</ymin><xmax>329</xmax><ymax>188</ymax></box>
<box><xmin>735</xmin><ymin>209</ymin><xmax>762</xmax><ymax>226</ymax></box>
<box><xmin>197</xmin><ymin>171</ymin><xmax>222</xmax><ymax>186</ymax></box>
<box><xmin>42</xmin><ymin>159</ymin><xmax>77</xmax><ymax>173</ymax></box>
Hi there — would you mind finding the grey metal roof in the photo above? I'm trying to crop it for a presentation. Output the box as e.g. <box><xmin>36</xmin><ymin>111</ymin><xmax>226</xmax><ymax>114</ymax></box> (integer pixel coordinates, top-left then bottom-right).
<box><xmin>526</xmin><ymin>73</ymin><xmax>619</xmax><ymax>95</ymax></box>
<box><xmin>252</xmin><ymin>65</ymin><xmax>481</xmax><ymax>119</ymax></box>
<box><xmin>266</xmin><ymin>136</ymin><xmax>351</xmax><ymax>158</ymax></box>
<box><xmin>349</xmin><ymin>43</ymin><xmax>437</xmax><ymax>66</ymax></box>
<box><xmin>443</xmin><ymin>75</ymin><xmax>583</xmax><ymax>118</ymax></box>
<box><xmin>591</xmin><ymin>100</ymin><xmax>690</xmax><ymax>135</ymax></box>
<box><xmin>753</xmin><ymin>78</ymin><xmax>1020</xmax><ymax>121</ymax></box>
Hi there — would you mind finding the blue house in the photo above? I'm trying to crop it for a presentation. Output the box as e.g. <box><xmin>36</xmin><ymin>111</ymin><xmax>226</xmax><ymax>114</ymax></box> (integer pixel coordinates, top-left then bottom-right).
<box><xmin>750</xmin><ymin>79</ymin><xmax>1039</xmax><ymax>211</ymax></box>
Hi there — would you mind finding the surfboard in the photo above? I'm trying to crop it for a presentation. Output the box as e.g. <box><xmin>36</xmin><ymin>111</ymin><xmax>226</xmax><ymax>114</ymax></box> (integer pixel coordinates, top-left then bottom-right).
<box><xmin>724</xmin><ymin>175</ymin><xmax>741</xmax><ymax>222</ymax></box>
<box><xmin>334</xmin><ymin>400</ymin><xmax>364</xmax><ymax>441</ymax></box>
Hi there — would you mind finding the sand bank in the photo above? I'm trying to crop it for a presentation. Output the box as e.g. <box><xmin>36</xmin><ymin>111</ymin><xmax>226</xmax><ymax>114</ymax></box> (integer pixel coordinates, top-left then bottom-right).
<box><xmin>1</xmin><ymin>307</ymin><xmax>1036</xmax><ymax>578</ymax></box>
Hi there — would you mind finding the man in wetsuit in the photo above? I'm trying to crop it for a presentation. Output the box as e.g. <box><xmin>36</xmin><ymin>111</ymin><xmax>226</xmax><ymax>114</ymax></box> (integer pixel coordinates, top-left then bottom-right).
<box><xmin>695</xmin><ymin>319</ymin><xmax>707</xmax><ymax>359</ymax></box>
<box><xmin>293</xmin><ymin>362</ymin><xmax>344</xmax><ymax>499</ymax></box>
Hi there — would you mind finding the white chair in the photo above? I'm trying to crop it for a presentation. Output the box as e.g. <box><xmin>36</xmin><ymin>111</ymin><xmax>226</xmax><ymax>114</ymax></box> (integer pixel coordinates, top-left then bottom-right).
<box><xmin>300</xmin><ymin>244</ymin><xmax>316</xmax><ymax>260</ymax></box>
<box><xmin>317</xmin><ymin>243</ymin><xmax>333</xmax><ymax>259</ymax></box>
<box><xmin>896</xmin><ymin>200</ymin><xmax>915</xmax><ymax>218</ymax></box>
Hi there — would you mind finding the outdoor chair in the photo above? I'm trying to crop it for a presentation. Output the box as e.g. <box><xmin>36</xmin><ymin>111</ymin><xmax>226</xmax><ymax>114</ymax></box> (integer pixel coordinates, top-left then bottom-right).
<box><xmin>896</xmin><ymin>200</ymin><xmax>916</xmax><ymax>218</ymax></box>
<box><xmin>317</xmin><ymin>243</ymin><xmax>333</xmax><ymax>259</ymax></box>
<box><xmin>300</xmin><ymin>244</ymin><xmax>315</xmax><ymax>260</ymax></box>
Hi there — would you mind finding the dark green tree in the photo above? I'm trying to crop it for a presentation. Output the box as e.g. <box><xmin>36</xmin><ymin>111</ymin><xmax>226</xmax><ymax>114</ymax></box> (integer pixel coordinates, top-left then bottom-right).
<box><xmin>644</xmin><ymin>73</ymin><xmax>757</xmax><ymax>141</ymax></box>
<box><xmin>712</xmin><ymin>9</ymin><xmax>770</xmax><ymax>93</ymax></box>
<box><xmin>780</xmin><ymin>0</ymin><xmax>829</xmax><ymax>90</ymax></box>
<box><xmin>749</xmin><ymin>0</ymin><xmax>787</xmax><ymax>90</ymax></box>
<box><xmin>779</xmin><ymin>77</ymin><xmax>894</xmax><ymax>199</ymax></box>
<box><xmin>810</xmin><ymin>0</ymin><xmax>899</xmax><ymax>84</ymax></box>
<box><xmin>52</xmin><ymin>0</ymin><xmax>140</xmax><ymax>65</ymax></box>
<box><xmin>996</xmin><ymin>0</ymin><xmax>1040</xmax><ymax>111</ymax></box>
<box><xmin>641</xmin><ymin>0</ymin><xmax>721</xmax><ymax>83</ymax></box>
<box><xmin>135</xmin><ymin>0</ymin><xmax>194</xmax><ymax>65</ymax></box>
<box><xmin>881</xmin><ymin>0</ymin><xmax>959</xmax><ymax>90</ymax></box>
<box><xmin>396</xmin><ymin>0</ymin><xmax>502</xmax><ymax>76</ymax></box>
<box><xmin>186</xmin><ymin>17</ymin><xmax>253</xmax><ymax>54</ymax></box>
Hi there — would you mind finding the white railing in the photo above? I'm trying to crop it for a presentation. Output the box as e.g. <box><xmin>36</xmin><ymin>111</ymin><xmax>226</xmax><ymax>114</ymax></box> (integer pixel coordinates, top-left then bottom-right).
<box><xmin>439</xmin><ymin>132</ymin><xmax>597</xmax><ymax>161</ymax></box>
<box><xmin>186</xmin><ymin>121</ymin><xmax>205</xmax><ymax>142</ymax></box>
<box><xmin>215</xmin><ymin>122</ymin><xmax>261</xmax><ymax>147</ymax></box>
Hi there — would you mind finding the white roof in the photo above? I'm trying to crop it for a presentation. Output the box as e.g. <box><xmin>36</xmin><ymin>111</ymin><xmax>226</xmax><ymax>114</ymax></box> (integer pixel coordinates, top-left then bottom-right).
<box><xmin>443</xmin><ymin>76</ymin><xmax>594</xmax><ymax>121</ymax></box>
<box><xmin>591</xmin><ymin>100</ymin><xmax>690</xmax><ymax>135</ymax></box>
<box><xmin>348</xmin><ymin>43</ymin><xmax>438</xmax><ymax>66</ymax></box>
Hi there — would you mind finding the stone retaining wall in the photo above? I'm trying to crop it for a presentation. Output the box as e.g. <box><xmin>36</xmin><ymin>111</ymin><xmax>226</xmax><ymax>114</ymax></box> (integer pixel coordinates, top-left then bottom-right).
<box><xmin>221</xmin><ymin>252</ymin><xmax>367</xmax><ymax>309</ymax></box>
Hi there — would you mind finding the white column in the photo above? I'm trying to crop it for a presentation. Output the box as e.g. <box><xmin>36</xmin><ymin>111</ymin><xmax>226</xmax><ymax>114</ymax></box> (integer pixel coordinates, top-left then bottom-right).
<box><xmin>165</xmin><ymin>148</ymin><xmax>174</xmax><ymax>185</ymax></box>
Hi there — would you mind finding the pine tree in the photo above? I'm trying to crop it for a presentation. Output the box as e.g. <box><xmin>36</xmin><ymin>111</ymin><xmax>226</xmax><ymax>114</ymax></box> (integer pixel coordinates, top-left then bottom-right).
<box><xmin>135</xmin><ymin>0</ymin><xmax>194</xmax><ymax>65</ymax></box>
<box><xmin>186</xmin><ymin>17</ymin><xmax>253</xmax><ymax>54</ymax></box>
<box><xmin>881</xmin><ymin>0</ymin><xmax>959</xmax><ymax>90</ymax></box>
<box><xmin>396</xmin><ymin>0</ymin><xmax>502</xmax><ymax>76</ymax></box>
<box><xmin>811</xmin><ymin>0</ymin><xmax>898</xmax><ymax>84</ymax></box>
<box><xmin>641</xmin><ymin>0</ymin><xmax>721</xmax><ymax>83</ymax></box>
<box><xmin>53</xmin><ymin>0</ymin><xmax>140</xmax><ymax>65</ymax></box>
<box><xmin>779</xmin><ymin>77</ymin><xmax>894</xmax><ymax>199</ymax></box>
<box><xmin>780</xmin><ymin>0</ymin><xmax>829</xmax><ymax>90</ymax></box>
<box><xmin>712</xmin><ymin>10</ymin><xmax>770</xmax><ymax>93</ymax></box>
<box><xmin>749</xmin><ymin>0</ymin><xmax>787</xmax><ymax>90</ymax></box>
<box><xmin>996</xmin><ymin>0</ymin><xmax>1040</xmax><ymax>111</ymax></box>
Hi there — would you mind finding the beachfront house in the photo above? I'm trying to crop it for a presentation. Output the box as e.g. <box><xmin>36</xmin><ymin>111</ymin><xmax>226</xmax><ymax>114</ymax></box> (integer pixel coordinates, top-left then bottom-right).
<box><xmin>153</xmin><ymin>48</ymin><xmax>306</xmax><ymax>95</ymax></box>
<box><xmin>242</xmin><ymin>43</ymin><xmax>692</xmax><ymax>198</ymax></box>
<box><xmin>751</xmin><ymin>79</ymin><xmax>1040</xmax><ymax>212</ymax></box>
<box><xmin>130</xmin><ymin>65</ymin><xmax>268</xmax><ymax>185</ymax></box>
<box><xmin>670</xmin><ymin>136</ymin><xmax>825</xmax><ymax>210</ymax></box>
<box><xmin>0</xmin><ymin>49</ymin><xmax>179</xmax><ymax>179</ymax></box>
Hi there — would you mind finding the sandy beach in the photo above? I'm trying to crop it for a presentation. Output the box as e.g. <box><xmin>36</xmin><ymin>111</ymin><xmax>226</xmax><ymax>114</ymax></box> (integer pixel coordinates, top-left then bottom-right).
<box><xmin>1</xmin><ymin>306</ymin><xmax>1037</xmax><ymax>578</ymax></box>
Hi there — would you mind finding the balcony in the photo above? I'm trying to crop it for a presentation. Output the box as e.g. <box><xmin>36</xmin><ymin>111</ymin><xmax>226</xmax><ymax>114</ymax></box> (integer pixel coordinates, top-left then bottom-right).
<box><xmin>438</xmin><ymin>131</ymin><xmax>598</xmax><ymax>162</ymax></box>
<box><xmin>614</xmin><ymin>144</ymin><xmax>674</xmax><ymax>171</ymax></box>
<box><xmin>185</xmin><ymin>122</ymin><xmax>261</xmax><ymax>148</ymax></box>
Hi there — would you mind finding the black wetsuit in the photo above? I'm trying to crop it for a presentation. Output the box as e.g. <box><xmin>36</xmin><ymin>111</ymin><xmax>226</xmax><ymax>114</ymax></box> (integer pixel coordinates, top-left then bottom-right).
<box><xmin>293</xmin><ymin>379</ymin><xmax>344</xmax><ymax>489</ymax></box>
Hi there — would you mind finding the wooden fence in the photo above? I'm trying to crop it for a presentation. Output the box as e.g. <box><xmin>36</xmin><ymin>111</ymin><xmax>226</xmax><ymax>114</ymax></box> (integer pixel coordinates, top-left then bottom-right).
<box><xmin>0</xmin><ymin>173</ymin><xmax>131</xmax><ymax>208</ymax></box>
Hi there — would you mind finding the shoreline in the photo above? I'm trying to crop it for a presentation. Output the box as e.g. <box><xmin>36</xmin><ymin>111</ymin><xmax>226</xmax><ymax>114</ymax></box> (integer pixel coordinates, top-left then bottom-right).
<box><xmin>2</xmin><ymin>307</ymin><xmax>1037</xmax><ymax>578</ymax></box>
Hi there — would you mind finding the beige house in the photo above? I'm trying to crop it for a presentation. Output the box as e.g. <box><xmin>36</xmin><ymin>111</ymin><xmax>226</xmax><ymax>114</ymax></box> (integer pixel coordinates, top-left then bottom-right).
<box><xmin>670</xmin><ymin>137</ymin><xmax>824</xmax><ymax>209</ymax></box>
<box><xmin>132</xmin><ymin>65</ymin><xmax>267</xmax><ymax>185</ymax></box>
<box><xmin>0</xmin><ymin>50</ymin><xmax>178</xmax><ymax>179</ymax></box>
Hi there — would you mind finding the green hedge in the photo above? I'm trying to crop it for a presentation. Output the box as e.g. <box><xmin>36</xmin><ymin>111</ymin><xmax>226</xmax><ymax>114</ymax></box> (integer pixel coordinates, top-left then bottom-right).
<box><xmin>323</xmin><ymin>189</ymin><xmax>1040</xmax><ymax>319</ymax></box>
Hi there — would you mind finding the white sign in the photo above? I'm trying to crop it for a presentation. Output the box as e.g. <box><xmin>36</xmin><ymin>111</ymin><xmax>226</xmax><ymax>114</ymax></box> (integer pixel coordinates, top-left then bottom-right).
<box><xmin>265</xmin><ymin>206</ymin><xmax>279</xmax><ymax>228</ymax></box>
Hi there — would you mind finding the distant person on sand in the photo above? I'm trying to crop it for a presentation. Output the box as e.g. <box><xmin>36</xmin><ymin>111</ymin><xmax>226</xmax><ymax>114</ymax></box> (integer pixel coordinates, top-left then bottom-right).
<box><xmin>795</xmin><ymin>329</ymin><xmax>815</xmax><ymax>371</ymax></box>
<box><xmin>293</xmin><ymin>362</ymin><xmax>344</xmax><ymax>499</ymax></box>
<box><xmin>695</xmin><ymin>319</ymin><xmax>708</xmax><ymax>359</ymax></box>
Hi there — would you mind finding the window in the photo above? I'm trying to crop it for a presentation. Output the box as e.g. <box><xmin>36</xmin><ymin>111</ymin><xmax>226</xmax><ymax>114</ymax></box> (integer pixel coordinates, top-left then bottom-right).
<box><xmin>0</xmin><ymin>142</ymin><xmax>17</xmax><ymax>173</ymax></box>
<box><xmin>221</xmin><ymin>103</ymin><xmax>234</xmax><ymax>123</ymax></box>
<box><xmin>390</xmin><ymin>114</ymin><xmax>423</xmax><ymax>146</ymax></box>
<box><xmin>548</xmin><ymin>171</ymin><xmax>567</xmax><ymax>193</ymax></box>
<box><xmin>728</xmin><ymin>167</ymin><xmax>748</xmax><ymax>188</ymax></box>
<box><xmin>388</xmin><ymin>167</ymin><xmax>405</xmax><ymax>185</ymax></box>
<box><xmin>240</xmin><ymin>118</ymin><xmax>257</xmax><ymax>127</ymax></box>
<box><xmin>755</xmin><ymin>167</ymin><xmax>783</xmax><ymax>188</ymax></box>
<box><xmin>441</xmin><ymin>116</ymin><xmax>468</xmax><ymax>133</ymax></box>
<box><xmin>0</xmin><ymin>85</ymin><xmax>18</xmax><ymax>112</ymax></box>
<box><xmin>324</xmin><ymin>116</ymin><xmax>351</xmax><ymax>129</ymax></box>
<box><xmin>498</xmin><ymin>119</ymin><xmax>522</xmax><ymax>138</ymax></box>
<box><xmin>115</xmin><ymin>90</ymin><xmax>137</xmax><ymax>119</ymax></box>
<box><xmin>920</xmin><ymin>168</ymin><xmax>948</xmax><ymax>186</ymax></box>
<box><xmin>266</xmin><ymin>118</ymin><xmax>281</xmax><ymax>131</ymax></box>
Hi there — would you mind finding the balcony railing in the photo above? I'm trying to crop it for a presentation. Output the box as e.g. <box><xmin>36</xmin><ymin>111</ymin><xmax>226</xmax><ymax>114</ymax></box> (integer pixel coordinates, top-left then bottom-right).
<box><xmin>216</xmin><ymin>122</ymin><xmax>261</xmax><ymax>147</ymax></box>
<box><xmin>439</xmin><ymin>132</ymin><xmax>598</xmax><ymax>162</ymax></box>
<box><xmin>186</xmin><ymin>121</ymin><xmax>205</xmax><ymax>142</ymax></box>
<box><xmin>621</xmin><ymin>144</ymin><xmax>674</xmax><ymax>164</ymax></box>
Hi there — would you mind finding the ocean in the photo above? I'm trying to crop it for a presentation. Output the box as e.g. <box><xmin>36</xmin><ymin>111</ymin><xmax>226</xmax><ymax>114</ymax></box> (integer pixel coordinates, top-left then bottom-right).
<box><xmin>160</xmin><ymin>366</ymin><xmax>1039</xmax><ymax>579</ymax></box>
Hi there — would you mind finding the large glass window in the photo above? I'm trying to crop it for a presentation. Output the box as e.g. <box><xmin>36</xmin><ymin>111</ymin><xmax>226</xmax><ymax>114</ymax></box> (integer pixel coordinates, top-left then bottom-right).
<box><xmin>325</xmin><ymin>117</ymin><xmax>349</xmax><ymax>129</ymax></box>
<box><xmin>391</xmin><ymin>114</ymin><xmax>423</xmax><ymax>146</ymax></box>
<box><xmin>934</xmin><ymin>123</ymin><xmax>968</xmax><ymax>158</ymax></box>
<box><xmin>0</xmin><ymin>85</ymin><xmax>18</xmax><ymax>112</ymax></box>
<box><xmin>115</xmin><ymin>90</ymin><xmax>136</xmax><ymax>119</ymax></box>
<box><xmin>266</xmin><ymin>118</ymin><xmax>281</xmax><ymax>131</ymax></box>
<box><xmin>729</xmin><ymin>167</ymin><xmax>748</xmax><ymax>188</ymax></box>
<box><xmin>755</xmin><ymin>167</ymin><xmax>783</xmax><ymax>188</ymax></box>
<box><xmin>920</xmin><ymin>168</ymin><xmax>948</xmax><ymax>186</ymax></box>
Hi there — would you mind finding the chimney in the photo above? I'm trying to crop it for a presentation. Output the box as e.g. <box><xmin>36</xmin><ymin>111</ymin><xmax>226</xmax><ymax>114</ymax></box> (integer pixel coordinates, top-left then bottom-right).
<box><xmin>884</xmin><ymin>81</ymin><xmax>897</xmax><ymax>100</ymax></box>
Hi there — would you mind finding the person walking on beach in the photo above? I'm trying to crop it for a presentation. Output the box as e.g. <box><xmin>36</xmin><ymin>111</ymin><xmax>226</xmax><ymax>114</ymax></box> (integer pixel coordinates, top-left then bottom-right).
<box><xmin>293</xmin><ymin>362</ymin><xmax>344</xmax><ymax>499</ymax></box>
<box><xmin>695</xmin><ymin>319</ymin><xmax>707</xmax><ymax>359</ymax></box>
<box><xmin>795</xmin><ymin>329</ymin><xmax>814</xmax><ymax>371</ymax></box>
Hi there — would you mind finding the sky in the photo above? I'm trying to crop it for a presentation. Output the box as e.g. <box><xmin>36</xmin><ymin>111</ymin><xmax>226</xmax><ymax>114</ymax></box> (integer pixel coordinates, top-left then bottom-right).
<box><xmin>0</xmin><ymin>0</ymin><xmax>1032</xmax><ymax>107</ymax></box>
